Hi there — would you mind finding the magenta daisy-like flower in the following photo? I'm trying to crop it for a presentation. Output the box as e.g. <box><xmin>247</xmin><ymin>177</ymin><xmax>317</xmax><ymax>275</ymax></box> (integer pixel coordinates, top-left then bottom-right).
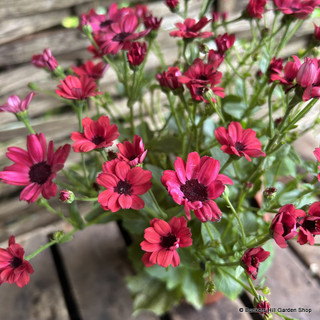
<box><xmin>97</xmin><ymin>159</ymin><xmax>152</xmax><ymax>212</ymax></box>
<box><xmin>31</xmin><ymin>48</ymin><xmax>58</xmax><ymax>71</ymax></box>
<box><xmin>215</xmin><ymin>122</ymin><xmax>266</xmax><ymax>161</ymax></box>
<box><xmin>140</xmin><ymin>216</ymin><xmax>192</xmax><ymax>268</ymax></box>
<box><xmin>117</xmin><ymin>135</ymin><xmax>147</xmax><ymax>166</ymax></box>
<box><xmin>170</xmin><ymin>17</ymin><xmax>212</xmax><ymax>39</ymax></box>
<box><xmin>273</xmin><ymin>0</ymin><xmax>320</xmax><ymax>19</ymax></box>
<box><xmin>241</xmin><ymin>247</ymin><xmax>270</xmax><ymax>280</ymax></box>
<box><xmin>0</xmin><ymin>236</ymin><xmax>34</xmax><ymax>287</ymax></box>
<box><xmin>156</xmin><ymin>66</ymin><xmax>183</xmax><ymax>92</ymax></box>
<box><xmin>0</xmin><ymin>92</ymin><xmax>35</xmax><ymax>114</ymax></box>
<box><xmin>161</xmin><ymin>152</ymin><xmax>233</xmax><ymax>222</ymax></box>
<box><xmin>0</xmin><ymin>133</ymin><xmax>71</xmax><ymax>203</ymax></box>
<box><xmin>56</xmin><ymin>75</ymin><xmax>102</xmax><ymax>100</ymax></box>
<box><xmin>71</xmin><ymin>116</ymin><xmax>119</xmax><ymax>153</ymax></box>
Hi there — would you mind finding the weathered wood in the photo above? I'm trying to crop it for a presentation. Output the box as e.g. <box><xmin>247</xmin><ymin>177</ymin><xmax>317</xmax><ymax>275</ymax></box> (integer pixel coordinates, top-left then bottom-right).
<box><xmin>59</xmin><ymin>222</ymin><xmax>159</xmax><ymax>320</ymax></box>
<box><xmin>0</xmin><ymin>223</ymin><xmax>69</xmax><ymax>320</ymax></box>
<box><xmin>265</xmin><ymin>244</ymin><xmax>320</xmax><ymax>320</ymax></box>
<box><xmin>171</xmin><ymin>297</ymin><xmax>251</xmax><ymax>320</ymax></box>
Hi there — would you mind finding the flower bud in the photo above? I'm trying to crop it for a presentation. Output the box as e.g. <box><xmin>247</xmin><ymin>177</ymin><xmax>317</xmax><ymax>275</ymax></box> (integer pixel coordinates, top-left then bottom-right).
<box><xmin>262</xmin><ymin>286</ymin><xmax>271</xmax><ymax>295</ymax></box>
<box><xmin>314</xmin><ymin>23</ymin><xmax>320</xmax><ymax>41</ymax></box>
<box><xmin>205</xmin><ymin>280</ymin><xmax>216</xmax><ymax>295</ymax></box>
<box><xmin>296</xmin><ymin>57</ymin><xmax>318</xmax><ymax>88</ymax></box>
<box><xmin>254</xmin><ymin>295</ymin><xmax>272</xmax><ymax>320</ymax></box>
<box><xmin>59</xmin><ymin>190</ymin><xmax>75</xmax><ymax>203</ymax></box>
<box><xmin>166</xmin><ymin>0</ymin><xmax>179</xmax><ymax>11</ymax></box>
<box><xmin>53</xmin><ymin>231</ymin><xmax>65</xmax><ymax>242</ymax></box>
<box><xmin>263</xmin><ymin>187</ymin><xmax>277</xmax><ymax>200</ymax></box>
<box><xmin>82</xmin><ymin>24</ymin><xmax>93</xmax><ymax>36</ymax></box>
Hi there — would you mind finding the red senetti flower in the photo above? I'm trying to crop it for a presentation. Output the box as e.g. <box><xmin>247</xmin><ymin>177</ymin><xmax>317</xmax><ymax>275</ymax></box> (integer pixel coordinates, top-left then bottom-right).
<box><xmin>79</xmin><ymin>9</ymin><xmax>107</xmax><ymax>34</ymax></box>
<box><xmin>314</xmin><ymin>23</ymin><xmax>320</xmax><ymax>41</ymax></box>
<box><xmin>156</xmin><ymin>66</ymin><xmax>183</xmax><ymax>92</ymax></box>
<box><xmin>0</xmin><ymin>133</ymin><xmax>71</xmax><ymax>203</ymax></box>
<box><xmin>270</xmin><ymin>204</ymin><xmax>304</xmax><ymax>248</ymax></box>
<box><xmin>97</xmin><ymin>159</ymin><xmax>152</xmax><ymax>212</ymax></box>
<box><xmin>97</xmin><ymin>14</ymin><xmax>150</xmax><ymax>55</ymax></box>
<box><xmin>246</xmin><ymin>0</ymin><xmax>267</xmax><ymax>19</ymax></box>
<box><xmin>170</xmin><ymin>17</ymin><xmax>212</xmax><ymax>39</ymax></box>
<box><xmin>214</xmin><ymin>33</ymin><xmax>235</xmax><ymax>56</ymax></box>
<box><xmin>313</xmin><ymin>148</ymin><xmax>320</xmax><ymax>181</ymax></box>
<box><xmin>71</xmin><ymin>116</ymin><xmax>119</xmax><ymax>153</ymax></box>
<box><xmin>166</xmin><ymin>0</ymin><xmax>179</xmax><ymax>10</ymax></box>
<box><xmin>215</xmin><ymin>122</ymin><xmax>266</xmax><ymax>161</ymax></box>
<box><xmin>161</xmin><ymin>152</ymin><xmax>233</xmax><ymax>222</ymax></box>
<box><xmin>143</xmin><ymin>14</ymin><xmax>163</xmax><ymax>31</ymax></box>
<box><xmin>0</xmin><ymin>236</ymin><xmax>34</xmax><ymax>287</ymax></box>
<box><xmin>241</xmin><ymin>247</ymin><xmax>270</xmax><ymax>280</ymax></box>
<box><xmin>72</xmin><ymin>61</ymin><xmax>108</xmax><ymax>81</ymax></box>
<box><xmin>273</xmin><ymin>0</ymin><xmax>320</xmax><ymax>19</ymax></box>
<box><xmin>56</xmin><ymin>75</ymin><xmax>102</xmax><ymax>100</ymax></box>
<box><xmin>296</xmin><ymin>57</ymin><xmax>319</xmax><ymax>88</ymax></box>
<box><xmin>0</xmin><ymin>92</ymin><xmax>35</xmax><ymax>114</ymax></box>
<box><xmin>140</xmin><ymin>216</ymin><xmax>192</xmax><ymax>268</ymax></box>
<box><xmin>179</xmin><ymin>58</ymin><xmax>224</xmax><ymax>102</ymax></box>
<box><xmin>31</xmin><ymin>48</ymin><xmax>58</xmax><ymax>71</ymax></box>
<box><xmin>117</xmin><ymin>135</ymin><xmax>147</xmax><ymax>166</ymax></box>
<box><xmin>127</xmin><ymin>42</ymin><xmax>147</xmax><ymax>67</ymax></box>
<box><xmin>296</xmin><ymin>202</ymin><xmax>320</xmax><ymax>245</ymax></box>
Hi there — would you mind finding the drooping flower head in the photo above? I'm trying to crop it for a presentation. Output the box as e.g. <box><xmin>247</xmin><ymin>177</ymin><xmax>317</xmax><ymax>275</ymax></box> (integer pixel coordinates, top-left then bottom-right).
<box><xmin>97</xmin><ymin>159</ymin><xmax>152</xmax><ymax>212</ymax></box>
<box><xmin>31</xmin><ymin>48</ymin><xmax>58</xmax><ymax>71</ymax></box>
<box><xmin>0</xmin><ymin>236</ymin><xmax>34</xmax><ymax>287</ymax></box>
<box><xmin>117</xmin><ymin>135</ymin><xmax>147</xmax><ymax>166</ymax></box>
<box><xmin>270</xmin><ymin>204</ymin><xmax>304</xmax><ymax>248</ymax></box>
<box><xmin>143</xmin><ymin>13</ymin><xmax>163</xmax><ymax>31</ymax></box>
<box><xmin>140</xmin><ymin>216</ymin><xmax>192</xmax><ymax>268</ymax></box>
<box><xmin>170</xmin><ymin>17</ymin><xmax>212</xmax><ymax>39</ymax></box>
<box><xmin>273</xmin><ymin>0</ymin><xmax>320</xmax><ymax>19</ymax></box>
<box><xmin>241</xmin><ymin>247</ymin><xmax>270</xmax><ymax>280</ymax></box>
<box><xmin>0</xmin><ymin>133</ymin><xmax>71</xmax><ymax>203</ymax></box>
<box><xmin>246</xmin><ymin>0</ymin><xmax>267</xmax><ymax>19</ymax></box>
<box><xmin>161</xmin><ymin>152</ymin><xmax>233</xmax><ymax>222</ymax></box>
<box><xmin>166</xmin><ymin>0</ymin><xmax>179</xmax><ymax>10</ymax></box>
<box><xmin>71</xmin><ymin>116</ymin><xmax>119</xmax><ymax>153</ymax></box>
<box><xmin>127</xmin><ymin>42</ymin><xmax>147</xmax><ymax>67</ymax></box>
<box><xmin>214</xmin><ymin>33</ymin><xmax>235</xmax><ymax>56</ymax></box>
<box><xmin>0</xmin><ymin>92</ymin><xmax>35</xmax><ymax>114</ymax></box>
<box><xmin>72</xmin><ymin>61</ymin><xmax>108</xmax><ymax>81</ymax></box>
<box><xmin>296</xmin><ymin>202</ymin><xmax>320</xmax><ymax>245</ymax></box>
<box><xmin>56</xmin><ymin>75</ymin><xmax>102</xmax><ymax>100</ymax></box>
<box><xmin>179</xmin><ymin>58</ymin><xmax>224</xmax><ymax>102</ymax></box>
<box><xmin>215</xmin><ymin>122</ymin><xmax>266</xmax><ymax>161</ymax></box>
<box><xmin>156</xmin><ymin>66</ymin><xmax>183</xmax><ymax>92</ymax></box>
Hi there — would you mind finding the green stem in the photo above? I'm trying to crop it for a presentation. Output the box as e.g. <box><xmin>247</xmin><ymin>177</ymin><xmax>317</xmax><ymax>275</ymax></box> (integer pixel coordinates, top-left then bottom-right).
<box><xmin>267</xmin><ymin>82</ymin><xmax>277</xmax><ymax>137</ymax></box>
<box><xmin>210</xmin><ymin>261</ymin><xmax>240</xmax><ymax>267</ymax></box>
<box><xmin>222</xmin><ymin>269</ymin><xmax>253</xmax><ymax>295</ymax></box>
<box><xmin>148</xmin><ymin>189</ymin><xmax>167</xmax><ymax>219</ymax></box>
<box><xmin>81</xmin><ymin>153</ymin><xmax>89</xmax><ymax>186</ymax></box>
<box><xmin>167</xmin><ymin>93</ymin><xmax>183</xmax><ymax>135</ymax></box>
<box><xmin>221</xmin><ymin>157</ymin><xmax>233</xmax><ymax>173</ymax></box>
<box><xmin>21</xmin><ymin>118</ymin><xmax>36</xmax><ymax>134</ymax></box>
<box><xmin>75</xmin><ymin>197</ymin><xmax>98</xmax><ymax>202</ymax></box>
<box><xmin>99</xmin><ymin>149</ymin><xmax>108</xmax><ymax>162</ymax></box>
<box><xmin>246</xmin><ymin>233</ymin><xmax>272</xmax><ymax>248</ymax></box>
<box><xmin>246</xmin><ymin>273</ymin><xmax>259</xmax><ymax>298</ymax></box>
<box><xmin>205</xmin><ymin>222</ymin><xmax>215</xmax><ymax>242</ymax></box>
<box><xmin>207</xmin><ymin>98</ymin><xmax>225</xmax><ymax>124</ymax></box>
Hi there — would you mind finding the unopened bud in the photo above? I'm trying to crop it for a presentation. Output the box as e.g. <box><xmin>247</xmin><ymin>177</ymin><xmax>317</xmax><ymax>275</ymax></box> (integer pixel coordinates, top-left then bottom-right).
<box><xmin>263</xmin><ymin>187</ymin><xmax>277</xmax><ymax>200</ymax></box>
<box><xmin>222</xmin><ymin>186</ymin><xmax>230</xmax><ymax>198</ymax></box>
<box><xmin>245</xmin><ymin>182</ymin><xmax>254</xmax><ymax>190</ymax></box>
<box><xmin>205</xmin><ymin>280</ymin><xmax>216</xmax><ymax>295</ymax></box>
<box><xmin>28</xmin><ymin>82</ymin><xmax>40</xmax><ymax>90</ymax></box>
<box><xmin>59</xmin><ymin>190</ymin><xmax>75</xmax><ymax>203</ymax></box>
<box><xmin>198</xmin><ymin>42</ymin><xmax>209</xmax><ymax>54</ymax></box>
<box><xmin>53</xmin><ymin>231</ymin><xmax>65</xmax><ymax>242</ymax></box>
<box><xmin>203</xmin><ymin>88</ymin><xmax>214</xmax><ymax>102</ymax></box>
<box><xmin>107</xmin><ymin>150</ymin><xmax>117</xmax><ymax>161</ymax></box>
<box><xmin>82</xmin><ymin>24</ymin><xmax>93</xmax><ymax>36</ymax></box>
<box><xmin>262</xmin><ymin>286</ymin><xmax>271</xmax><ymax>295</ymax></box>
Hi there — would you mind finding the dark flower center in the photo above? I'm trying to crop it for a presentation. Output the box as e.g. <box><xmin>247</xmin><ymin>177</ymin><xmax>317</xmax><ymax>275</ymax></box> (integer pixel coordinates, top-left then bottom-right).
<box><xmin>302</xmin><ymin>219</ymin><xmax>319</xmax><ymax>233</ymax></box>
<box><xmin>112</xmin><ymin>32</ymin><xmax>131</xmax><ymax>42</ymax></box>
<box><xmin>198</xmin><ymin>74</ymin><xmax>208</xmax><ymax>81</ymax></box>
<box><xmin>114</xmin><ymin>179</ymin><xmax>132</xmax><ymax>195</ymax></box>
<box><xmin>161</xmin><ymin>233</ymin><xmax>177</xmax><ymax>249</ymax></box>
<box><xmin>91</xmin><ymin>136</ymin><xmax>105</xmax><ymax>145</ymax></box>
<box><xmin>29</xmin><ymin>161</ymin><xmax>52</xmax><ymax>185</ymax></box>
<box><xmin>10</xmin><ymin>256</ymin><xmax>23</xmax><ymax>269</ymax></box>
<box><xmin>235</xmin><ymin>141</ymin><xmax>246</xmax><ymax>151</ymax></box>
<box><xmin>180</xmin><ymin>179</ymin><xmax>208</xmax><ymax>202</ymax></box>
<box><xmin>100</xmin><ymin>20</ymin><xmax>112</xmax><ymax>28</ymax></box>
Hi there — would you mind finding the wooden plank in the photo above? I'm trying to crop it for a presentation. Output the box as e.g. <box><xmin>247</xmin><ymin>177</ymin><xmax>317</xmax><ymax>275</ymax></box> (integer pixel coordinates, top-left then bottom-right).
<box><xmin>59</xmin><ymin>222</ymin><xmax>159</xmax><ymax>320</ymax></box>
<box><xmin>171</xmin><ymin>297</ymin><xmax>251</xmax><ymax>320</ymax></box>
<box><xmin>0</xmin><ymin>9</ymin><xmax>70</xmax><ymax>45</ymax></box>
<box><xmin>264</xmin><ymin>244</ymin><xmax>320</xmax><ymax>320</ymax></box>
<box><xmin>0</xmin><ymin>223</ymin><xmax>69</xmax><ymax>320</ymax></box>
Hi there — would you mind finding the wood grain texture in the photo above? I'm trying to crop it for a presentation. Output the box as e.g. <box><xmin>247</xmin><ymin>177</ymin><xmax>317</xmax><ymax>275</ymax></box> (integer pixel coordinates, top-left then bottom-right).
<box><xmin>0</xmin><ymin>224</ymin><xmax>69</xmax><ymax>320</ymax></box>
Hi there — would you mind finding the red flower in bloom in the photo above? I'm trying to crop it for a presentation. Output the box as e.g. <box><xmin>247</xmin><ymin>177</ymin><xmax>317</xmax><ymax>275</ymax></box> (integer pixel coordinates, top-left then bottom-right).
<box><xmin>214</xmin><ymin>33</ymin><xmax>235</xmax><ymax>56</ymax></box>
<box><xmin>140</xmin><ymin>216</ymin><xmax>192</xmax><ymax>268</ymax></box>
<box><xmin>241</xmin><ymin>247</ymin><xmax>270</xmax><ymax>280</ymax></box>
<box><xmin>56</xmin><ymin>75</ymin><xmax>102</xmax><ymax>100</ymax></box>
<box><xmin>0</xmin><ymin>236</ymin><xmax>34</xmax><ymax>287</ymax></box>
<box><xmin>296</xmin><ymin>57</ymin><xmax>319</xmax><ymax>88</ymax></box>
<box><xmin>208</xmin><ymin>49</ymin><xmax>225</xmax><ymax>69</ymax></box>
<box><xmin>117</xmin><ymin>135</ymin><xmax>147</xmax><ymax>166</ymax></box>
<box><xmin>270</xmin><ymin>204</ymin><xmax>304</xmax><ymax>248</ymax></box>
<box><xmin>79</xmin><ymin>9</ymin><xmax>107</xmax><ymax>34</ymax></box>
<box><xmin>156</xmin><ymin>66</ymin><xmax>183</xmax><ymax>92</ymax></box>
<box><xmin>170</xmin><ymin>17</ymin><xmax>212</xmax><ymax>39</ymax></box>
<box><xmin>246</xmin><ymin>0</ymin><xmax>267</xmax><ymax>19</ymax></box>
<box><xmin>314</xmin><ymin>23</ymin><xmax>320</xmax><ymax>40</ymax></box>
<box><xmin>296</xmin><ymin>202</ymin><xmax>320</xmax><ymax>245</ymax></box>
<box><xmin>215</xmin><ymin>122</ymin><xmax>266</xmax><ymax>161</ymax></box>
<box><xmin>267</xmin><ymin>57</ymin><xmax>283</xmax><ymax>80</ymax></box>
<box><xmin>127</xmin><ymin>42</ymin><xmax>147</xmax><ymax>67</ymax></box>
<box><xmin>179</xmin><ymin>58</ymin><xmax>224</xmax><ymax>102</ymax></box>
<box><xmin>96</xmin><ymin>14</ymin><xmax>150</xmax><ymax>55</ymax></box>
<box><xmin>144</xmin><ymin>14</ymin><xmax>163</xmax><ymax>31</ymax></box>
<box><xmin>31</xmin><ymin>48</ymin><xmax>58</xmax><ymax>71</ymax></box>
<box><xmin>314</xmin><ymin>148</ymin><xmax>320</xmax><ymax>181</ymax></box>
<box><xmin>166</xmin><ymin>0</ymin><xmax>179</xmax><ymax>10</ymax></box>
<box><xmin>161</xmin><ymin>152</ymin><xmax>233</xmax><ymax>222</ymax></box>
<box><xmin>0</xmin><ymin>133</ymin><xmax>70</xmax><ymax>203</ymax></box>
<box><xmin>0</xmin><ymin>92</ymin><xmax>35</xmax><ymax>114</ymax></box>
<box><xmin>72</xmin><ymin>61</ymin><xmax>108</xmax><ymax>81</ymax></box>
<box><xmin>97</xmin><ymin>159</ymin><xmax>152</xmax><ymax>212</ymax></box>
<box><xmin>71</xmin><ymin>116</ymin><xmax>119</xmax><ymax>153</ymax></box>
<box><xmin>273</xmin><ymin>0</ymin><xmax>320</xmax><ymax>19</ymax></box>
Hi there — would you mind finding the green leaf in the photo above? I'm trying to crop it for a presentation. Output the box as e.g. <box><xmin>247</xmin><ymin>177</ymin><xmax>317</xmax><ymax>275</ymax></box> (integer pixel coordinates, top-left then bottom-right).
<box><xmin>222</xmin><ymin>95</ymin><xmax>247</xmax><ymax>120</ymax></box>
<box><xmin>201</xmin><ymin>222</ymin><xmax>221</xmax><ymax>245</ymax></box>
<box><xmin>210</xmin><ymin>146</ymin><xmax>229</xmax><ymax>167</ymax></box>
<box><xmin>69</xmin><ymin>202</ymin><xmax>85</xmax><ymax>229</ymax></box>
